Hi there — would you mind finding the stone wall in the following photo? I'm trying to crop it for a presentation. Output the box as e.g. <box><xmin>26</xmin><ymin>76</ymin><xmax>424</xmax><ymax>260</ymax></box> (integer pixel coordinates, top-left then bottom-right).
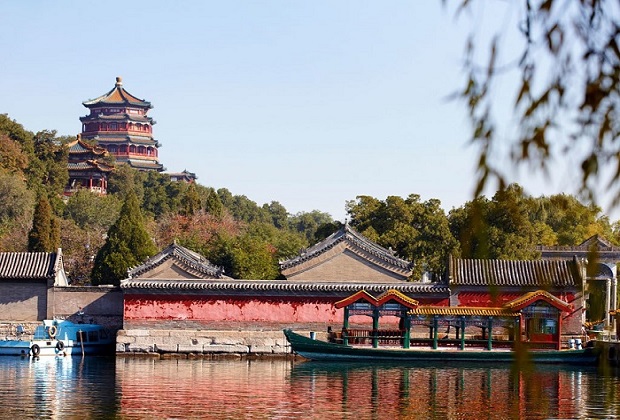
<box><xmin>116</xmin><ymin>325</ymin><xmax>327</xmax><ymax>358</ymax></box>
<box><xmin>52</xmin><ymin>286</ymin><xmax>123</xmax><ymax>330</ymax></box>
<box><xmin>0</xmin><ymin>284</ymin><xmax>123</xmax><ymax>329</ymax></box>
<box><xmin>0</xmin><ymin>281</ymin><xmax>47</xmax><ymax>321</ymax></box>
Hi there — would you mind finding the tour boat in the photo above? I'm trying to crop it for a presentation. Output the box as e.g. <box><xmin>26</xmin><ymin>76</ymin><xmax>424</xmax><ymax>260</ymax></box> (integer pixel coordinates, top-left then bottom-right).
<box><xmin>0</xmin><ymin>320</ymin><xmax>114</xmax><ymax>357</ymax></box>
<box><xmin>284</xmin><ymin>329</ymin><xmax>599</xmax><ymax>365</ymax></box>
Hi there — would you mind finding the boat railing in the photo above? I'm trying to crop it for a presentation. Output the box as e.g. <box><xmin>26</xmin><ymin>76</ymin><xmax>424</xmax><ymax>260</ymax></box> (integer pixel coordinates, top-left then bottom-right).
<box><xmin>342</xmin><ymin>329</ymin><xmax>405</xmax><ymax>346</ymax></box>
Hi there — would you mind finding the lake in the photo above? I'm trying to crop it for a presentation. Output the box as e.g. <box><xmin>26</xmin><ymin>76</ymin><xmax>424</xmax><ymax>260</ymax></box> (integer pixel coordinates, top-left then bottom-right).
<box><xmin>0</xmin><ymin>356</ymin><xmax>618</xmax><ymax>419</ymax></box>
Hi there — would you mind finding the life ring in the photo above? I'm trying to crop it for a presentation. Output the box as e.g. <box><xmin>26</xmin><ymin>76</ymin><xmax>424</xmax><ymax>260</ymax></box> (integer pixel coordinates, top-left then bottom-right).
<box><xmin>31</xmin><ymin>344</ymin><xmax>40</xmax><ymax>356</ymax></box>
<box><xmin>48</xmin><ymin>325</ymin><xmax>57</xmax><ymax>339</ymax></box>
<box><xmin>56</xmin><ymin>341</ymin><xmax>64</xmax><ymax>351</ymax></box>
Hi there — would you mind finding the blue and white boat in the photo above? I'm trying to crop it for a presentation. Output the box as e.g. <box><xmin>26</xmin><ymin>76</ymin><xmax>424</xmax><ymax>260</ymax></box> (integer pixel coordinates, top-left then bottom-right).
<box><xmin>0</xmin><ymin>320</ymin><xmax>114</xmax><ymax>357</ymax></box>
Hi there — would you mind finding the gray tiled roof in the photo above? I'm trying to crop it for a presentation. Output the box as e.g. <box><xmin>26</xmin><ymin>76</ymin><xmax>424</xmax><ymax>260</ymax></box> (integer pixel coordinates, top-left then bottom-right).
<box><xmin>120</xmin><ymin>279</ymin><xmax>448</xmax><ymax>295</ymax></box>
<box><xmin>448</xmin><ymin>256</ymin><xmax>582</xmax><ymax>288</ymax></box>
<box><xmin>0</xmin><ymin>252</ymin><xmax>59</xmax><ymax>280</ymax></box>
<box><xmin>279</xmin><ymin>222</ymin><xmax>413</xmax><ymax>273</ymax></box>
<box><xmin>127</xmin><ymin>242</ymin><xmax>228</xmax><ymax>279</ymax></box>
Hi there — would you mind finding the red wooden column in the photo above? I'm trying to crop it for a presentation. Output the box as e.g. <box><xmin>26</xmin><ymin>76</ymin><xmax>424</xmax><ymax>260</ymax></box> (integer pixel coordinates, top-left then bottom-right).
<box><xmin>556</xmin><ymin>313</ymin><xmax>562</xmax><ymax>350</ymax></box>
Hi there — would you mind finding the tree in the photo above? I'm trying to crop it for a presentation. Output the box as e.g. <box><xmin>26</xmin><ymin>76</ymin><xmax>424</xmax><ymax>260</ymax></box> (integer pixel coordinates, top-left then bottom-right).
<box><xmin>0</xmin><ymin>114</ymin><xmax>34</xmax><ymax>156</ymax></box>
<box><xmin>0</xmin><ymin>133</ymin><xmax>29</xmax><ymax>175</ymax></box>
<box><xmin>450</xmin><ymin>185</ymin><xmax>540</xmax><ymax>259</ymax></box>
<box><xmin>347</xmin><ymin>194</ymin><xmax>458</xmax><ymax>280</ymax></box>
<box><xmin>289</xmin><ymin>210</ymin><xmax>334</xmax><ymax>242</ymax></box>
<box><xmin>28</xmin><ymin>130</ymin><xmax>69</xmax><ymax>207</ymax></box>
<box><xmin>262</xmin><ymin>201</ymin><xmax>289</xmax><ymax>229</ymax></box>
<box><xmin>107</xmin><ymin>164</ymin><xmax>144</xmax><ymax>201</ymax></box>
<box><xmin>28</xmin><ymin>195</ymin><xmax>58</xmax><ymax>252</ymax></box>
<box><xmin>455</xmin><ymin>1</ymin><xmax>620</xmax><ymax>208</ymax></box>
<box><xmin>91</xmin><ymin>192</ymin><xmax>157</xmax><ymax>286</ymax></box>
<box><xmin>204</xmin><ymin>187</ymin><xmax>223</xmax><ymax>218</ymax></box>
<box><xmin>0</xmin><ymin>172</ymin><xmax>34</xmax><ymax>251</ymax></box>
<box><xmin>181</xmin><ymin>183</ymin><xmax>202</xmax><ymax>216</ymax></box>
<box><xmin>64</xmin><ymin>189</ymin><xmax>122</xmax><ymax>230</ymax></box>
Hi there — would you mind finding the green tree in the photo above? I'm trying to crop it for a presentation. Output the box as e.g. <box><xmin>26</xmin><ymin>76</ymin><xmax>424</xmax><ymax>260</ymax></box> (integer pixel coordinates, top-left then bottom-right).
<box><xmin>217</xmin><ymin>188</ymin><xmax>269</xmax><ymax>224</ymax></box>
<box><xmin>28</xmin><ymin>195</ymin><xmax>56</xmax><ymax>252</ymax></box>
<box><xmin>204</xmin><ymin>187</ymin><xmax>223</xmax><ymax>218</ymax></box>
<box><xmin>314</xmin><ymin>221</ymin><xmax>343</xmax><ymax>242</ymax></box>
<box><xmin>0</xmin><ymin>114</ymin><xmax>34</xmax><ymax>156</ymax></box>
<box><xmin>91</xmin><ymin>192</ymin><xmax>157</xmax><ymax>286</ymax></box>
<box><xmin>262</xmin><ymin>201</ymin><xmax>289</xmax><ymax>229</ymax></box>
<box><xmin>347</xmin><ymin>194</ymin><xmax>458</xmax><ymax>280</ymax></box>
<box><xmin>289</xmin><ymin>210</ymin><xmax>334</xmax><ymax>242</ymax></box>
<box><xmin>537</xmin><ymin>194</ymin><xmax>612</xmax><ymax>245</ymax></box>
<box><xmin>0</xmin><ymin>172</ymin><xmax>34</xmax><ymax>251</ymax></box>
<box><xmin>450</xmin><ymin>185</ymin><xmax>539</xmax><ymax>259</ymax></box>
<box><xmin>142</xmin><ymin>171</ymin><xmax>172</xmax><ymax>217</ymax></box>
<box><xmin>28</xmin><ymin>130</ymin><xmax>69</xmax><ymax>207</ymax></box>
<box><xmin>181</xmin><ymin>183</ymin><xmax>202</xmax><ymax>216</ymax></box>
<box><xmin>107</xmin><ymin>164</ymin><xmax>144</xmax><ymax>201</ymax></box>
<box><xmin>64</xmin><ymin>189</ymin><xmax>122</xmax><ymax>230</ymax></box>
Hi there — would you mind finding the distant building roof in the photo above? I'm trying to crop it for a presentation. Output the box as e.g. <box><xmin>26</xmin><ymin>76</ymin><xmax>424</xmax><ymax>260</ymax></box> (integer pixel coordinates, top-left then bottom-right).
<box><xmin>125</xmin><ymin>159</ymin><xmax>165</xmax><ymax>171</ymax></box>
<box><xmin>92</xmin><ymin>134</ymin><xmax>158</xmax><ymax>145</ymax></box>
<box><xmin>82</xmin><ymin>77</ymin><xmax>152</xmax><ymax>109</ymax></box>
<box><xmin>168</xmin><ymin>170</ymin><xmax>197</xmax><ymax>183</ymax></box>
<box><xmin>67</xmin><ymin>160</ymin><xmax>114</xmax><ymax>172</ymax></box>
<box><xmin>447</xmin><ymin>255</ymin><xmax>582</xmax><ymax>288</ymax></box>
<box><xmin>539</xmin><ymin>235</ymin><xmax>620</xmax><ymax>262</ymax></box>
<box><xmin>127</xmin><ymin>242</ymin><xmax>229</xmax><ymax>280</ymax></box>
<box><xmin>67</xmin><ymin>137</ymin><xmax>108</xmax><ymax>156</ymax></box>
<box><xmin>0</xmin><ymin>250</ymin><xmax>68</xmax><ymax>286</ymax></box>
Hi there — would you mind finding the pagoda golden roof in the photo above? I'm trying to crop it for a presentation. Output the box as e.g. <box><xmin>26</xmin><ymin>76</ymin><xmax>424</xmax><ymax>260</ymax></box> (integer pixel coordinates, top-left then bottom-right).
<box><xmin>82</xmin><ymin>77</ymin><xmax>152</xmax><ymax>108</ymax></box>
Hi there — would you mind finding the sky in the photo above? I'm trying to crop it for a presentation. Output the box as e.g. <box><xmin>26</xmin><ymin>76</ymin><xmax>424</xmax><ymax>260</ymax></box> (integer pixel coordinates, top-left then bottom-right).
<box><xmin>0</xmin><ymin>1</ymin><xmax>604</xmax><ymax>221</ymax></box>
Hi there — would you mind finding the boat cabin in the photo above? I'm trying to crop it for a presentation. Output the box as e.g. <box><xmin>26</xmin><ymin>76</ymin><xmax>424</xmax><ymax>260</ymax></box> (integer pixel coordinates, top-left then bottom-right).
<box><xmin>334</xmin><ymin>289</ymin><xmax>573</xmax><ymax>351</ymax></box>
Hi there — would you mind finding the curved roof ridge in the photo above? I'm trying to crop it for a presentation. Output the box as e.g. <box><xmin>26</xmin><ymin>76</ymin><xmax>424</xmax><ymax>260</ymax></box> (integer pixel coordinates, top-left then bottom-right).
<box><xmin>127</xmin><ymin>242</ymin><xmax>227</xmax><ymax>279</ymax></box>
<box><xmin>83</xmin><ymin>77</ymin><xmax>152</xmax><ymax>108</ymax></box>
<box><xmin>279</xmin><ymin>223</ymin><xmax>413</xmax><ymax>272</ymax></box>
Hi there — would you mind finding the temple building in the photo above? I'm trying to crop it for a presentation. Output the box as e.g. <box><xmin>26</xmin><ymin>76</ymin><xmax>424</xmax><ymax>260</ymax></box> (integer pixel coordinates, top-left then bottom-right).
<box><xmin>168</xmin><ymin>169</ymin><xmax>197</xmax><ymax>183</ymax></box>
<box><xmin>80</xmin><ymin>77</ymin><xmax>164</xmax><ymax>172</ymax></box>
<box><xmin>538</xmin><ymin>235</ymin><xmax>619</xmax><ymax>329</ymax></box>
<box><xmin>118</xmin><ymin>236</ymin><xmax>585</xmax><ymax>352</ymax></box>
<box><xmin>65</xmin><ymin>135</ymin><xmax>114</xmax><ymax>196</ymax></box>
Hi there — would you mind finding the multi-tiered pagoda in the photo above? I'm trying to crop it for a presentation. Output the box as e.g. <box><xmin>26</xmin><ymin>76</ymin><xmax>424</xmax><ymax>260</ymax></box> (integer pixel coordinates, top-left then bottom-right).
<box><xmin>80</xmin><ymin>77</ymin><xmax>164</xmax><ymax>171</ymax></box>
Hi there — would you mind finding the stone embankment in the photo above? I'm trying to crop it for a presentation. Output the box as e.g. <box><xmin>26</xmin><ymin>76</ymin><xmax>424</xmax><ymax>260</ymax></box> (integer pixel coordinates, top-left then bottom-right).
<box><xmin>116</xmin><ymin>328</ymin><xmax>324</xmax><ymax>359</ymax></box>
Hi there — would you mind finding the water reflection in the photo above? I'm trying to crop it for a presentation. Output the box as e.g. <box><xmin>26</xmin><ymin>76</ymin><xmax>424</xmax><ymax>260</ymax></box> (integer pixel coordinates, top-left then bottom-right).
<box><xmin>289</xmin><ymin>362</ymin><xmax>620</xmax><ymax>419</ymax></box>
<box><xmin>0</xmin><ymin>356</ymin><xmax>116</xmax><ymax>418</ymax></box>
<box><xmin>0</xmin><ymin>357</ymin><xmax>618</xmax><ymax>418</ymax></box>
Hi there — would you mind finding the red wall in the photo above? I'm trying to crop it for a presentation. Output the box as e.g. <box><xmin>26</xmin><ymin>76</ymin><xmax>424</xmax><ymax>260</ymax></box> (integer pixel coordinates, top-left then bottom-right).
<box><xmin>124</xmin><ymin>295</ymin><xmax>450</xmax><ymax>324</ymax></box>
<box><xmin>124</xmin><ymin>295</ymin><xmax>342</xmax><ymax>323</ymax></box>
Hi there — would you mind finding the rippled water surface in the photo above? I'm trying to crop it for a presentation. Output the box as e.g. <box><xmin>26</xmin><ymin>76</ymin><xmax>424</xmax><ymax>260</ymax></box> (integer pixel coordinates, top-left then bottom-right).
<box><xmin>0</xmin><ymin>356</ymin><xmax>618</xmax><ymax>419</ymax></box>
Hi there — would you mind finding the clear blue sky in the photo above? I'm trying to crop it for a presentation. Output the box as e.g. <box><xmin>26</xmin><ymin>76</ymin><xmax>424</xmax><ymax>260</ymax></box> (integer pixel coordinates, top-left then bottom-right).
<box><xmin>0</xmin><ymin>1</ymin><xmax>601</xmax><ymax>221</ymax></box>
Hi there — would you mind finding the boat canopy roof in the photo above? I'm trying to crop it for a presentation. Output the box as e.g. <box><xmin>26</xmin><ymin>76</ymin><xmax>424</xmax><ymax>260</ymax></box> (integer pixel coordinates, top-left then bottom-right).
<box><xmin>336</xmin><ymin>289</ymin><xmax>572</xmax><ymax>319</ymax></box>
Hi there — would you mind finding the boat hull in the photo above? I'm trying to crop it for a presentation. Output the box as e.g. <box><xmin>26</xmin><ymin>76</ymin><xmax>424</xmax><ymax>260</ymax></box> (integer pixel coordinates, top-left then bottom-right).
<box><xmin>284</xmin><ymin>329</ymin><xmax>599</xmax><ymax>365</ymax></box>
<box><xmin>0</xmin><ymin>320</ymin><xmax>114</xmax><ymax>357</ymax></box>
<box><xmin>0</xmin><ymin>340</ymin><xmax>111</xmax><ymax>357</ymax></box>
